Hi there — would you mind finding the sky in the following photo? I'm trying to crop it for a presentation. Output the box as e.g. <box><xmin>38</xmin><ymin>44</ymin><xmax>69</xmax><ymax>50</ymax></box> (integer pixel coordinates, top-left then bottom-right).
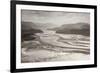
<box><xmin>21</xmin><ymin>10</ymin><xmax>90</xmax><ymax>26</ymax></box>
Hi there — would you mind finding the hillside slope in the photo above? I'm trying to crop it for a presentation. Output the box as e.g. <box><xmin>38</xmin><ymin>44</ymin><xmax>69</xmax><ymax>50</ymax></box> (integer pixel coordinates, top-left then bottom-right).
<box><xmin>55</xmin><ymin>23</ymin><xmax>90</xmax><ymax>36</ymax></box>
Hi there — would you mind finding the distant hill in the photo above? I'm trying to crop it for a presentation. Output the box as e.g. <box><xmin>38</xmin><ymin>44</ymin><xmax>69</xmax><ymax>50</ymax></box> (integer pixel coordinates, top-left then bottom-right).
<box><xmin>32</xmin><ymin>22</ymin><xmax>57</xmax><ymax>30</ymax></box>
<box><xmin>22</xmin><ymin>21</ymin><xmax>57</xmax><ymax>29</ymax></box>
<box><xmin>21</xmin><ymin>22</ymin><xmax>43</xmax><ymax>41</ymax></box>
<box><xmin>55</xmin><ymin>23</ymin><xmax>90</xmax><ymax>36</ymax></box>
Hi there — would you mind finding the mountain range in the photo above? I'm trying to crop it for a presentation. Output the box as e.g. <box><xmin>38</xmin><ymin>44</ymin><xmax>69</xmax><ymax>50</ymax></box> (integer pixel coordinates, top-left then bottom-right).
<box><xmin>21</xmin><ymin>22</ymin><xmax>43</xmax><ymax>41</ymax></box>
<box><xmin>52</xmin><ymin>23</ymin><xmax>90</xmax><ymax>36</ymax></box>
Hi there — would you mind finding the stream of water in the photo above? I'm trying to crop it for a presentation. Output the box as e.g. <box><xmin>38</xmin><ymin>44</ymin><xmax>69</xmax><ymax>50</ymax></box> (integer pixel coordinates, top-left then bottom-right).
<box><xmin>21</xmin><ymin>30</ymin><xmax>90</xmax><ymax>63</ymax></box>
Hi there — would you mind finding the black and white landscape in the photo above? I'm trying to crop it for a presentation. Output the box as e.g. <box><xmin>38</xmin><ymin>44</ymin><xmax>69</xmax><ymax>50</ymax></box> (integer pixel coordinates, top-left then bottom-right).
<box><xmin>21</xmin><ymin>10</ymin><xmax>90</xmax><ymax>63</ymax></box>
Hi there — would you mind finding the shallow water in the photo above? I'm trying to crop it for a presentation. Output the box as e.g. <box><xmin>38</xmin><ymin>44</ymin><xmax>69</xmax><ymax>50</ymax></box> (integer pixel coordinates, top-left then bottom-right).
<box><xmin>21</xmin><ymin>30</ymin><xmax>90</xmax><ymax>63</ymax></box>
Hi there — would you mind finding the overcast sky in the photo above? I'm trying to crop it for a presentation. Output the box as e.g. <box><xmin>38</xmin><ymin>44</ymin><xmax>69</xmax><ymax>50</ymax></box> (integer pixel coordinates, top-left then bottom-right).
<box><xmin>21</xmin><ymin>10</ymin><xmax>90</xmax><ymax>26</ymax></box>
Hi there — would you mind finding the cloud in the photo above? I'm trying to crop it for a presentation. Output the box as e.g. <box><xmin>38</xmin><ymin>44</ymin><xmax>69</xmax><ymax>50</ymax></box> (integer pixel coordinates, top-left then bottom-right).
<box><xmin>21</xmin><ymin>10</ymin><xmax>90</xmax><ymax>26</ymax></box>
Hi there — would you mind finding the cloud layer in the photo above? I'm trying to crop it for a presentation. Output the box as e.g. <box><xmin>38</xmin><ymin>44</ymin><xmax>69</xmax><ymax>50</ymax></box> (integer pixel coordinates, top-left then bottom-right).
<box><xmin>21</xmin><ymin>10</ymin><xmax>90</xmax><ymax>26</ymax></box>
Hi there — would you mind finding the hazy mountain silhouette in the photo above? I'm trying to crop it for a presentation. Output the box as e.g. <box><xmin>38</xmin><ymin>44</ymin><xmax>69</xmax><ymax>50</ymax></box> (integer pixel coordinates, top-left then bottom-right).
<box><xmin>33</xmin><ymin>22</ymin><xmax>57</xmax><ymax>29</ymax></box>
<box><xmin>54</xmin><ymin>23</ymin><xmax>90</xmax><ymax>36</ymax></box>
<box><xmin>21</xmin><ymin>22</ymin><xmax>43</xmax><ymax>41</ymax></box>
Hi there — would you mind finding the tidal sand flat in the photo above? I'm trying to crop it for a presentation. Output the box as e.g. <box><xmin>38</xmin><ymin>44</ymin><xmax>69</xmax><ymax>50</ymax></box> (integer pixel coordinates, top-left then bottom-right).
<box><xmin>21</xmin><ymin>30</ymin><xmax>90</xmax><ymax>63</ymax></box>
